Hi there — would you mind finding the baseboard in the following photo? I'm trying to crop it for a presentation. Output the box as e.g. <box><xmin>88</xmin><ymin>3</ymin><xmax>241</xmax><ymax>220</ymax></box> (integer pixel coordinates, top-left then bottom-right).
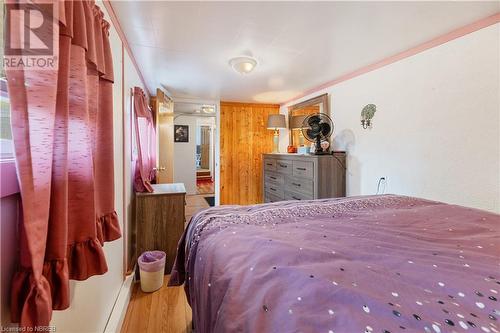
<box><xmin>104</xmin><ymin>274</ymin><xmax>135</xmax><ymax>333</ymax></box>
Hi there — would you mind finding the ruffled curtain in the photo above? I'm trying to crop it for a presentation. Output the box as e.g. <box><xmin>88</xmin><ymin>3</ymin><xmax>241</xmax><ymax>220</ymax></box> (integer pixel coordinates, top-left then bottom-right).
<box><xmin>5</xmin><ymin>0</ymin><xmax>121</xmax><ymax>327</ymax></box>
<box><xmin>133</xmin><ymin>87</ymin><xmax>156</xmax><ymax>192</ymax></box>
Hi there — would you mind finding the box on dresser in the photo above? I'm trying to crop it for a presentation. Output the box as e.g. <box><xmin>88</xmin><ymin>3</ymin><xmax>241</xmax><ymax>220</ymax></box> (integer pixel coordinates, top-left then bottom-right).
<box><xmin>263</xmin><ymin>153</ymin><xmax>346</xmax><ymax>203</ymax></box>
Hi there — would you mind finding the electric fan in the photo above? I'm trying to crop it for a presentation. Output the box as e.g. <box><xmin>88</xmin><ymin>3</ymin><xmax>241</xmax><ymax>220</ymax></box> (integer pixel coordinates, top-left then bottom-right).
<box><xmin>301</xmin><ymin>113</ymin><xmax>334</xmax><ymax>155</ymax></box>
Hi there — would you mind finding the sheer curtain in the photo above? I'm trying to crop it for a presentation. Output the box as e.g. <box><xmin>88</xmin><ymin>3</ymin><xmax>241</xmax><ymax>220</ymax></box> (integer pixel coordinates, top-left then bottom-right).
<box><xmin>133</xmin><ymin>87</ymin><xmax>157</xmax><ymax>193</ymax></box>
<box><xmin>6</xmin><ymin>1</ymin><xmax>121</xmax><ymax>327</ymax></box>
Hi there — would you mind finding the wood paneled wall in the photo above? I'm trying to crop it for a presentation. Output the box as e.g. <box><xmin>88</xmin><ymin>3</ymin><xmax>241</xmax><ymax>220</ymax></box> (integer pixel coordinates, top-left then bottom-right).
<box><xmin>220</xmin><ymin>102</ymin><xmax>280</xmax><ymax>205</ymax></box>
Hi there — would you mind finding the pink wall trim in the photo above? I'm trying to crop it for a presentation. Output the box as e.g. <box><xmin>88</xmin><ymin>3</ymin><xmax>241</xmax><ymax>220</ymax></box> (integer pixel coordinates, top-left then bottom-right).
<box><xmin>282</xmin><ymin>12</ymin><xmax>500</xmax><ymax>106</ymax></box>
<box><xmin>0</xmin><ymin>161</ymin><xmax>19</xmax><ymax>198</ymax></box>
<box><xmin>102</xmin><ymin>0</ymin><xmax>150</xmax><ymax>98</ymax></box>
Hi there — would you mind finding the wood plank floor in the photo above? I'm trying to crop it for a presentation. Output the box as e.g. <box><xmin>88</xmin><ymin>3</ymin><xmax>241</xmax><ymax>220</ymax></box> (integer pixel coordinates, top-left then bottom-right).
<box><xmin>185</xmin><ymin>194</ymin><xmax>211</xmax><ymax>222</ymax></box>
<box><xmin>121</xmin><ymin>194</ymin><xmax>211</xmax><ymax>333</ymax></box>
<box><xmin>120</xmin><ymin>276</ymin><xmax>192</xmax><ymax>333</ymax></box>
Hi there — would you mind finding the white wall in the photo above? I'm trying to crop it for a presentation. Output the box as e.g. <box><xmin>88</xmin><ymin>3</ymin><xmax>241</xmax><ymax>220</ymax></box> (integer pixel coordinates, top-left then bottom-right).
<box><xmin>282</xmin><ymin>24</ymin><xmax>500</xmax><ymax>213</ymax></box>
<box><xmin>215</xmin><ymin>101</ymin><xmax>221</xmax><ymax>205</ymax></box>
<box><xmin>49</xmin><ymin>3</ymin><xmax>147</xmax><ymax>332</ymax></box>
<box><xmin>173</xmin><ymin>115</ymin><xmax>215</xmax><ymax>195</ymax></box>
<box><xmin>122</xmin><ymin>42</ymin><xmax>148</xmax><ymax>287</ymax></box>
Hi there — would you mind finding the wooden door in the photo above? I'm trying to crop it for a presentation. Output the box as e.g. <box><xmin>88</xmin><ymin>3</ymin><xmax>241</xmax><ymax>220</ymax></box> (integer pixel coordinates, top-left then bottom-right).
<box><xmin>220</xmin><ymin>102</ymin><xmax>280</xmax><ymax>205</ymax></box>
<box><xmin>200</xmin><ymin>126</ymin><xmax>210</xmax><ymax>169</ymax></box>
<box><xmin>153</xmin><ymin>89</ymin><xmax>174</xmax><ymax>183</ymax></box>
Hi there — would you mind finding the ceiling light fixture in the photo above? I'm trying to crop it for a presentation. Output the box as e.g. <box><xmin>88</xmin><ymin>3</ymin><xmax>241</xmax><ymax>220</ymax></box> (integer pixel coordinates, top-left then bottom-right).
<box><xmin>201</xmin><ymin>105</ymin><xmax>215</xmax><ymax>114</ymax></box>
<box><xmin>229</xmin><ymin>56</ymin><xmax>258</xmax><ymax>74</ymax></box>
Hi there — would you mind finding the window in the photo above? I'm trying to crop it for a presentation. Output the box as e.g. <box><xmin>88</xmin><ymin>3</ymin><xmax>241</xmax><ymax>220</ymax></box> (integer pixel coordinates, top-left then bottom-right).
<box><xmin>0</xmin><ymin>74</ymin><xmax>19</xmax><ymax>197</ymax></box>
<box><xmin>0</xmin><ymin>76</ymin><xmax>14</xmax><ymax>161</ymax></box>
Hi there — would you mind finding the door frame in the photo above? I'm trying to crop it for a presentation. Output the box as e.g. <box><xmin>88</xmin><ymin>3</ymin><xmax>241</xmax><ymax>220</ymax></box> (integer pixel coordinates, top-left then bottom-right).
<box><xmin>196</xmin><ymin>123</ymin><xmax>214</xmax><ymax>175</ymax></box>
<box><xmin>172</xmin><ymin>98</ymin><xmax>221</xmax><ymax>205</ymax></box>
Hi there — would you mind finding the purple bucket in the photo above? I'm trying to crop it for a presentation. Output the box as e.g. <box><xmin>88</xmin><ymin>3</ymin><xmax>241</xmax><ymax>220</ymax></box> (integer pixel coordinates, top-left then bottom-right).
<box><xmin>138</xmin><ymin>251</ymin><xmax>166</xmax><ymax>273</ymax></box>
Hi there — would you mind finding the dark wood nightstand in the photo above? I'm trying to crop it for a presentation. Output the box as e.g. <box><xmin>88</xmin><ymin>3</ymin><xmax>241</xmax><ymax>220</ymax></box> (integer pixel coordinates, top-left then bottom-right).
<box><xmin>135</xmin><ymin>183</ymin><xmax>186</xmax><ymax>274</ymax></box>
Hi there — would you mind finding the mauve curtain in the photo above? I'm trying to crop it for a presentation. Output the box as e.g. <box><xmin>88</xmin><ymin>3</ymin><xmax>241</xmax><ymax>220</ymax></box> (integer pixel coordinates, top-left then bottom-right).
<box><xmin>133</xmin><ymin>87</ymin><xmax>156</xmax><ymax>192</ymax></box>
<box><xmin>5</xmin><ymin>1</ymin><xmax>121</xmax><ymax>327</ymax></box>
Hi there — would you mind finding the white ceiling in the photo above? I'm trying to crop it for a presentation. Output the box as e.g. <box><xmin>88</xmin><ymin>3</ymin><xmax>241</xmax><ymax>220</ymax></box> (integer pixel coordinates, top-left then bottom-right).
<box><xmin>112</xmin><ymin>1</ymin><xmax>499</xmax><ymax>104</ymax></box>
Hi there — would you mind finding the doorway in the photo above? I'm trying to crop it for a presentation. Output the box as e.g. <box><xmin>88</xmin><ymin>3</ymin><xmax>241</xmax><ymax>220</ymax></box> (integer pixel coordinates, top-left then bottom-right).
<box><xmin>168</xmin><ymin>100</ymin><xmax>217</xmax><ymax>207</ymax></box>
<box><xmin>196</xmin><ymin>125</ymin><xmax>214</xmax><ymax>195</ymax></box>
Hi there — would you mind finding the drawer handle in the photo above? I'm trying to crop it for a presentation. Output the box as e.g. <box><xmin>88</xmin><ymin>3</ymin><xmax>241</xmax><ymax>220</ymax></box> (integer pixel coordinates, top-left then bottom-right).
<box><xmin>270</xmin><ymin>176</ymin><xmax>277</xmax><ymax>180</ymax></box>
<box><xmin>292</xmin><ymin>182</ymin><xmax>301</xmax><ymax>187</ymax></box>
<box><xmin>279</xmin><ymin>164</ymin><xmax>287</xmax><ymax>168</ymax></box>
<box><xmin>292</xmin><ymin>196</ymin><xmax>301</xmax><ymax>200</ymax></box>
<box><xmin>266</xmin><ymin>163</ymin><xmax>273</xmax><ymax>166</ymax></box>
<box><xmin>297</xmin><ymin>167</ymin><xmax>306</xmax><ymax>171</ymax></box>
<box><xmin>270</xmin><ymin>187</ymin><xmax>276</xmax><ymax>191</ymax></box>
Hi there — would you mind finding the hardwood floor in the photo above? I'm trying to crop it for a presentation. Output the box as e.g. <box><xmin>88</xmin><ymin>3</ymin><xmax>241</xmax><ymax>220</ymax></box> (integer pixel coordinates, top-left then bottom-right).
<box><xmin>121</xmin><ymin>194</ymin><xmax>212</xmax><ymax>333</ymax></box>
<box><xmin>120</xmin><ymin>276</ymin><xmax>192</xmax><ymax>333</ymax></box>
<box><xmin>185</xmin><ymin>194</ymin><xmax>210</xmax><ymax>222</ymax></box>
<box><xmin>196</xmin><ymin>180</ymin><xmax>214</xmax><ymax>195</ymax></box>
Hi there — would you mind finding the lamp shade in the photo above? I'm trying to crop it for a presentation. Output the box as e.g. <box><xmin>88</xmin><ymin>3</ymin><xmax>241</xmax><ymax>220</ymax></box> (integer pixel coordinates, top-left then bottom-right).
<box><xmin>267</xmin><ymin>114</ymin><xmax>286</xmax><ymax>129</ymax></box>
<box><xmin>290</xmin><ymin>114</ymin><xmax>308</xmax><ymax>129</ymax></box>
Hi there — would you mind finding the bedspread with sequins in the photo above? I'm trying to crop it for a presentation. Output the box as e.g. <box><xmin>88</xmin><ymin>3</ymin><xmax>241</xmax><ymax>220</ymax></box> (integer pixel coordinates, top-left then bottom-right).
<box><xmin>169</xmin><ymin>195</ymin><xmax>500</xmax><ymax>333</ymax></box>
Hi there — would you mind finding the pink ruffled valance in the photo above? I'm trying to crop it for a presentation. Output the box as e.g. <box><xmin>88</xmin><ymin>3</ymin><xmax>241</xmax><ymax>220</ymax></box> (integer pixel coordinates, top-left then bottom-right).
<box><xmin>7</xmin><ymin>0</ymin><xmax>120</xmax><ymax>327</ymax></box>
<box><xmin>59</xmin><ymin>0</ymin><xmax>114</xmax><ymax>82</ymax></box>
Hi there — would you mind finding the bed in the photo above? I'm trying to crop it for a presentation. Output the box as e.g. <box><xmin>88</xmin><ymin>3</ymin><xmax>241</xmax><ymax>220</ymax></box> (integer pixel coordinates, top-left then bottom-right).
<box><xmin>169</xmin><ymin>195</ymin><xmax>500</xmax><ymax>333</ymax></box>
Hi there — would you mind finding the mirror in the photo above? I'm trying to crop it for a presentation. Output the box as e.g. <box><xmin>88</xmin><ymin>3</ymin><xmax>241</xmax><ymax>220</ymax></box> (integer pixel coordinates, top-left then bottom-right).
<box><xmin>288</xmin><ymin>93</ymin><xmax>329</xmax><ymax>148</ymax></box>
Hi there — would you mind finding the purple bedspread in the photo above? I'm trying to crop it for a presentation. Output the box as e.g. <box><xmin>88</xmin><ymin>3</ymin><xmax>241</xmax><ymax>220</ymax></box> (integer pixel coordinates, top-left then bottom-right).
<box><xmin>169</xmin><ymin>195</ymin><xmax>500</xmax><ymax>333</ymax></box>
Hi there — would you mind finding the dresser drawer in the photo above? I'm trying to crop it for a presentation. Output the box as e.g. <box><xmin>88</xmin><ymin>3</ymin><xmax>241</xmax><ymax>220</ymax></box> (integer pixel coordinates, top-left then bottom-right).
<box><xmin>265</xmin><ymin>183</ymin><xmax>284</xmax><ymax>198</ymax></box>
<box><xmin>285</xmin><ymin>177</ymin><xmax>313</xmax><ymax>196</ymax></box>
<box><xmin>264</xmin><ymin>158</ymin><xmax>276</xmax><ymax>171</ymax></box>
<box><xmin>265</xmin><ymin>172</ymin><xmax>284</xmax><ymax>185</ymax></box>
<box><xmin>276</xmin><ymin>159</ymin><xmax>292</xmax><ymax>175</ymax></box>
<box><xmin>265</xmin><ymin>191</ymin><xmax>283</xmax><ymax>203</ymax></box>
<box><xmin>263</xmin><ymin>153</ymin><xmax>346</xmax><ymax>201</ymax></box>
<box><xmin>285</xmin><ymin>190</ymin><xmax>313</xmax><ymax>201</ymax></box>
<box><xmin>292</xmin><ymin>160</ymin><xmax>314</xmax><ymax>179</ymax></box>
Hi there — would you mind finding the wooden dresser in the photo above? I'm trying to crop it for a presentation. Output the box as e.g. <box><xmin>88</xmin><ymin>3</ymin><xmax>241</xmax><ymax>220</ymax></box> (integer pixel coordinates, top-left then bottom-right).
<box><xmin>135</xmin><ymin>183</ymin><xmax>186</xmax><ymax>273</ymax></box>
<box><xmin>262</xmin><ymin>153</ymin><xmax>346</xmax><ymax>203</ymax></box>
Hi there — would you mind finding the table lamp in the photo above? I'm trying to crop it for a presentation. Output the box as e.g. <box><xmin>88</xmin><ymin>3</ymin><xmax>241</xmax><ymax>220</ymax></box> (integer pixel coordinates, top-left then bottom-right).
<box><xmin>267</xmin><ymin>114</ymin><xmax>286</xmax><ymax>153</ymax></box>
<box><xmin>290</xmin><ymin>114</ymin><xmax>308</xmax><ymax>147</ymax></box>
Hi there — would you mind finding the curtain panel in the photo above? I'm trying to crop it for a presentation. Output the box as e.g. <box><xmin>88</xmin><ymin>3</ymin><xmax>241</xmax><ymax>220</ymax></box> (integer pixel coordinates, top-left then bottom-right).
<box><xmin>5</xmin><ymin>1</ymin><xmax>121</xmax><ymax>327</ymax></box>
<box><xmin>133</xmin><ymin>87</ymin><xmax>156</xmax><ymax>193</ymax></box>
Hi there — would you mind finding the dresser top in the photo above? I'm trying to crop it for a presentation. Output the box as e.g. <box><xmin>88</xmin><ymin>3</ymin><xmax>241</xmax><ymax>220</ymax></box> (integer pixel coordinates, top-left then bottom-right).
<box><xmin>136</xmin><ymin>183</ymin><xmax>186</xmax><ymax>196</ymax></box>
<box><xmin>263</xmin><ymin>152</ymin><xmax>345</xmax><ymax>158</ymax></box>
